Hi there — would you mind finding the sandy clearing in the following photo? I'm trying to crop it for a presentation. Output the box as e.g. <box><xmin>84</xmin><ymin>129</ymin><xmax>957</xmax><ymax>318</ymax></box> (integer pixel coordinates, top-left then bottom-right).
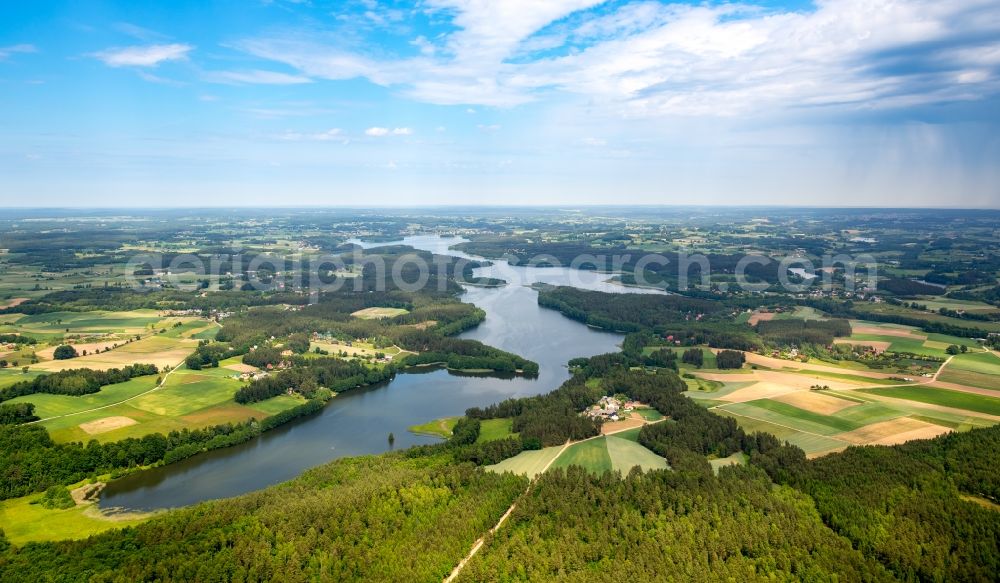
<box><xmin>34</xmin><ymin>345</ymin><xmax>194</xmax><ymax>372</ymax></box>
<box><xmin>707</xmin><ymin>369</ymin><xmax>876</xmax><ymax>400</ymax></box>
<box><xmin>837</xmin><ymin>417</ymin><xmax>950</xmax><ymax>445</ymax></box>
<box><xmin>833</xmin><ymin>339</ymin><xmax>891</xmax><ymax>353</ymax></box>
<box><xmin>600</xmin><ymin>417</ymin><xmax>644</xmax><ymax>435</ymax></box>
<box><xmin>738</xmin><ymin>351</ymin><xmax>900</xmax><ymax>379</ymax></box>
<box><xmin>0</xmin><ymin>298</ymin><xmax>28</xmax><ymax>309</ymax></box>
<box><xmin>747</xmin><ymin>311</ymin><xmax>776</xmax><ymax>326</ymax></box>
<box><xmin>722</xmin><ymin>382</ymin><xmax>800</xmax><ymax>403</ymax></box>
<box><xmin>79</xmin><ymin>416</ymin><xmax>138</xmax><ymax>435</ymax></box>
<box><xmin>695</xmin><ymin>371</ymin><xmax>756</xmax><ymax>382</ymax></box>
<box><xmin>773</xmin><ymin>390</ymin><xmax>860</xmax><ymax>415</ymax></box>
<box><xmin>224</xmin><ymin>363</ymin><xmax>259</xmax><ymax>374</ymax></box>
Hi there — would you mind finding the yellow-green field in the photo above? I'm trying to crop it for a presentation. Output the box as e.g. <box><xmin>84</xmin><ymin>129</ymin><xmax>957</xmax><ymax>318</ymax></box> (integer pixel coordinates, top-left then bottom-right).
<box><xmin>687</xmin><ymin>326</ymin><xmax>1000</xmax><ymax>456</ymax></box>
<box><xmin>486</xmin><ymin>446</ymin><xmax>565</xmax><ymax>478</ymax></box>
<box><xmin>33</xmin><ymin>334</ymin><xmax>199</xmax><ymax>372</ymax></box>
<box><xmin>0</xmin><ymin>488</ymin><xmax>151</xmax><ymax>545</ymax></box>
<box><xmin>409</xmin><ymin>416</ymin><xmax>460</xmax><ymax>438</ymax></box>
<box><xmin>21</xmin><ymin>358</ymin><xmax>303</xmax><ymax>443</ymax></box>
<box><xmin>476</xmin><ymin>418</ymin><xmax>516</xmax><ymax>443</ymax></box>
<box><xmin>350</xmin><ymin>307</ymin><xmax>410</xmax><ymax>319</ymax></box>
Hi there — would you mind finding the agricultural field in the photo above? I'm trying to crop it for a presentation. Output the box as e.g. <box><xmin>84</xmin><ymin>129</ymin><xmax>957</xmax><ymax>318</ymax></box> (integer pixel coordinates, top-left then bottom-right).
<box><xmin>912</xmin><ymin>296</ymin><xmax>1000</xmax><ymax>314</ymax></box>
<box><xmin>937</xmin><ymin>352</ymin><xmax>1000</xmax><ymax>391</ymax></box>
<box><xmin>859</xmin><ymin>385</ymin><xmax>1000</xmax><ymax>417</ymax></box>
<box><xmin>485</xmin><ymin>445</ymin><xmax>565</xmax><ymax>479</ymax></box>
<box><xmin>693</xmin><ymin>351</ymin><xmax>1000</xmax><ymax>456</ymax></box>
<box><xmin>549</xmin><ymin>435</ymin><xmax>668</xmax><ymax>475</ymax></box>
<box><xmin>32</xmin><ymin>335</ymin><xmax>199</xmax><ymax>372</ymax></box>
<box><xmin>26</xmin><ymin>357</ymin><xmax>301</xmax><ymax>443</ymax></box>
<box><xmin>838</xmin><ymin>320</ymin><xmax>979</xmax><ymax>359</ymax></box>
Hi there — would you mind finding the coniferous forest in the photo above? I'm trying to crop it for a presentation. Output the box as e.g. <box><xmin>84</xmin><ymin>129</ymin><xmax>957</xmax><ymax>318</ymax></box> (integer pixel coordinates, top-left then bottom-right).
<box><xmin>2</xmin><ymin>355</ymin><xmax>998</xmax><ymax>582</ymax></box>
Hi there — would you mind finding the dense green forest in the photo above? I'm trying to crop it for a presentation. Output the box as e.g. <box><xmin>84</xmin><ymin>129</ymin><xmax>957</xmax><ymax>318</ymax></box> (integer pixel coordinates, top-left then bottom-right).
<box><xmin>233</xmin><ymin>357</ymin><xmax>394</xmax><ymax>403</ymax></box>
<box><xmin>0</xmin><ymin>453</ymin><xmax>526</xmax><ymax>582</ymax></box>
<box><xmin>4</xmin><ymin>354</ymin><xmax>997</xmax><ymax>581</ymax></box>
<box><xmin>457</xmin><ymin>465</ymin><xmax>889</xmax><ymax>582</ymax></box>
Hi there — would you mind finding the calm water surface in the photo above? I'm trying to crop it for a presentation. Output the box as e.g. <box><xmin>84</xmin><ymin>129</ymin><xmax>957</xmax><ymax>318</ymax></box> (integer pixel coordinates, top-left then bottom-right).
<box><xmin>100</xmin><ymin>236</ymin><xmax>663</xmax><ymax>511</ymax></box>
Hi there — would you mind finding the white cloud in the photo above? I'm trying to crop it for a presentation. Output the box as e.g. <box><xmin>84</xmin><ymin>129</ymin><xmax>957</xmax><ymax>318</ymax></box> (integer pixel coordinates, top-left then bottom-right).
<box><xmin>477</xmin><ymin>124</ymin><xmax>501</xmax><ymax>132</ymax></box>
<box><xmin>0</xmin><ymin>44</ymin><xmax>36</xmax><ymax>60</ymax></box>
<box><xmin>365</xmin><ymin>127</ymin><xmax>412</xmax><ymax>136</ymax></box>
<box><xmin>91</xmin><ymin>43</ymin><xmax>193</xmax><ymax>67</ymax></box>
<box><xmin>205</xmin><ymin>69</ymin><xmax>313</xmax><ymax>85</ymax></box>
<box><xmin>237</xmin><ymin>0</ymin><xmax>1000</xmax><ymax>115</ymax></box>
<box><xmin>278</xmin><ymin>128</ymin><xmax>347</xmax><ymax>142</ymax></box>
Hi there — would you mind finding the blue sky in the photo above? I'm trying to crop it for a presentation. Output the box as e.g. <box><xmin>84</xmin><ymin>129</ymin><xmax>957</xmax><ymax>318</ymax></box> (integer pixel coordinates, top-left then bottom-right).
<box><xmin>1</xmin><ymin>0</ymin><xmax>998</xmax><ymax>207</ymax></box>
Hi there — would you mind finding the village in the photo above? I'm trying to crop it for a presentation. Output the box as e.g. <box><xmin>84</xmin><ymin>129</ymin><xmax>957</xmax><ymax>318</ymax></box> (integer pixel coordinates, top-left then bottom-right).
<box><xmin>585</xmin><ymin>394</ymin><xmax>645</xmax><ymax>422</ymax></box>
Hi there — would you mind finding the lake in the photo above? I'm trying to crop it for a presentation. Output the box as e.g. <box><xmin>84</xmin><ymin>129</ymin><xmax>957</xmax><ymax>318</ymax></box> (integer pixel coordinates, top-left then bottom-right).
<box><xmin>100</xmin><ymin>235</ymin><xmax>663</xmax><ymax>511</ymax></box>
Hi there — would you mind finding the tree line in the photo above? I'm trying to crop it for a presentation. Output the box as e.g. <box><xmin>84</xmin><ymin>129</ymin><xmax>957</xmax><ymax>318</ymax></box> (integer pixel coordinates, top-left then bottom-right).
<box><xmin>0</xmin><ymin>364</ymin><xmax>158</xmax><ymax>403</ymax></box>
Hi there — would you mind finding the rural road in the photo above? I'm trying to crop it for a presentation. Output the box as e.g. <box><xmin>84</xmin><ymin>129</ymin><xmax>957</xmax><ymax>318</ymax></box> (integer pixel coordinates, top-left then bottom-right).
<box><xmin>26</xmin><ymin>357</ymin><xmax>187</xmax><ymax>425</ymax></box>
<box><xmin>443</xmin><ymin>417</ymin><xmax>662</xmax><ymax>583</ymax></box>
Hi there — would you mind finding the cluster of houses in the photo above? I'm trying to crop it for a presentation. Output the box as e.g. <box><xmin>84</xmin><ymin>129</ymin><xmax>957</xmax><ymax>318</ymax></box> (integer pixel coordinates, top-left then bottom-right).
<box><xmin>585</xmin><ymin>395</ymin><xmax>642</xmax><ymax>422</ymax></box>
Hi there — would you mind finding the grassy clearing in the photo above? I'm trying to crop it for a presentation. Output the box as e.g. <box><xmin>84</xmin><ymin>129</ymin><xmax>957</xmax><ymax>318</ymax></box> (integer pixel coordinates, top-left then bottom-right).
<box><xmin>248</xmin><ymin>394</ymin><xmax>308</xmax><ymax>415</ymax></box>
<box><xmin>409</xmin><ymin>416</ymin><xmax>460</xmax><ymax>439</ymax></box>
<box><xmin>550</xmin><ymin>438</ymin><xmax>612</xmax><ymax>474</ymax></box>
<box><xmin>708</xmin><ymin>452</ymin><xmax>747</xmax><ymax>475</ymax></box>
<box><xmin>683</xmin><ymin>380</ymin><xmax>755</xmax><ymax>401</ymax></box>
<box><xmin>0</xmin><ymin>369</ymin><xmax>44</xmax><ymax>390</ymax></box>
<box><xmin>713</xmin><ymin>410</ymin><xmax>849</xmax><ymax>455</ymax></box>
<box><xmin>130</xmin><ymin>367</ymin><xmax>238</xmax><ymax>417</ymax></box>
<box><xmin>605</xmin><ymin>435</ymin><xmax>668</xmax><ymax>474</ymax></box>
<box><xmin>612</xmin><ymin>426</ymin><xmax>642</xmax><ymax>442</ymax></box>
<box><xmin>860</xmin><ymin>386</ymin><xmax>1000</xmax><ymax>416</ymax></box>
<box><xmin>486</xmin><ymin>446</ymin><xmax>564</xmax><ymax>478</ymax></box>
<box><xmin>0</xmin><ymin>490</ymin><xmax>149</xmax><ymax>545</ymax></box>
<box><xmin>7</xmin><ymin>375</ymin><xmax>160</xmax><ymax>419</ymax></box>
<box><xmin>350</xmin><ymin>307</ymin><xmax>410</xmax><ymax>320</ymax></box>
<box><xmin>476</xmin><ymin>418</ymin><xmax>516</xmax><ymax>443</ymax></box>
<box><xmin>633</xmin><ymin>407</ymin><xmax>663</xmax><ymax>421</ymax></box>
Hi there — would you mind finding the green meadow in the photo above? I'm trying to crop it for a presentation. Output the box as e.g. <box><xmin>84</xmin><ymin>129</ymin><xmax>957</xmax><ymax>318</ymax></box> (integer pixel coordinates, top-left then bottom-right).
<box><xmin>7</xmin><ymin>374</ymin><xmax>160</xmax><ymax>419</ymax></box>
<box><xmin>860</xmin><ymin>386</ymin><xmax>1000</xmax><ymax>416</ymax></box>
<box><xmin>408</xmin><ymin>416</ymin><xmax>460</xmax><ymax>439</ymax></box>
<box><xmin>549</xmin><ymin>435</ymin><xmax>667</xmax><ymax>475</ymax></box>
<box><xmin>26</xmin><ymin>358</ymin><xmax>302</xmax><ymax>443</ymax></box>
<box><xmin>486</xmin><ymin>446</ymin><xmax>565</xmax><ymax>478</ymax></box>
<box><xmin>476</xmin><ymin>418</ymin><xmax>516</xmax><ymax>443</ymax></box>
<box><xmin>0</xmin><ymin>489</ymin><xmax>150</xmax><ymax>546</ymax></box>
